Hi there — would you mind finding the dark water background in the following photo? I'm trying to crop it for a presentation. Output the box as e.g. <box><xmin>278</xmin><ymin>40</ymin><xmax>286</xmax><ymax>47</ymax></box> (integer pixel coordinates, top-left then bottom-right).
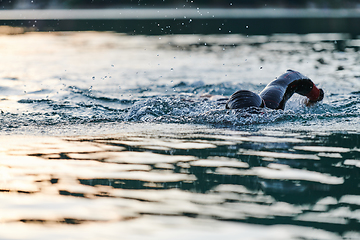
<box><xmin>0</xmin><ymin>31</ymin><xmax>359</xmax><ymax>239</ymax></box>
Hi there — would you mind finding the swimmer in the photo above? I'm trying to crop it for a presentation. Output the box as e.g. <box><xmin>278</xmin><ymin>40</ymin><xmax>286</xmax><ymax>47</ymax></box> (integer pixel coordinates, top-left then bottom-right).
<box><xmin>226</xmin><ymin>69</ymin><xmax>324</xmax><ymax>110</ymax></box>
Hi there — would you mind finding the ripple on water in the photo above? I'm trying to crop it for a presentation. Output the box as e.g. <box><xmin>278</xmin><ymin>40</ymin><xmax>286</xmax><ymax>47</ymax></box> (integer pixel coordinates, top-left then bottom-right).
<box><xmin>0</xmin><ymin>128</ymin><xmax>358</xmax><ymax>239</ymax></box>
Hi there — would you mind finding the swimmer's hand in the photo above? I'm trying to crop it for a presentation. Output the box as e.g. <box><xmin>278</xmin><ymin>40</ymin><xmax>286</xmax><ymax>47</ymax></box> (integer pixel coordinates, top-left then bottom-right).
<box><xmin>305</xmin><ymin>88</ymin><xmax>324</xmax><ymax>107</ymax></box>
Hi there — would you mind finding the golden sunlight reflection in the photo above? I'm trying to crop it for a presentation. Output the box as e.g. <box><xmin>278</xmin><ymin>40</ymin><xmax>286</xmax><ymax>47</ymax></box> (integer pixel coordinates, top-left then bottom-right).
<box><xmin>0</xmin><ymin>130</ymin><xmax>357</xmax><ymax>239</ymax></box>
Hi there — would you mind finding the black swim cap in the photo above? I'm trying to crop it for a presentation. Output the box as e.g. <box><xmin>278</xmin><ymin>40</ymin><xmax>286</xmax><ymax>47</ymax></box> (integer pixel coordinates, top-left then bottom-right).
<box><xmin>226</xmin><ymin>90</ymin><xmax>265</xmax><ymax>109</ymax></box>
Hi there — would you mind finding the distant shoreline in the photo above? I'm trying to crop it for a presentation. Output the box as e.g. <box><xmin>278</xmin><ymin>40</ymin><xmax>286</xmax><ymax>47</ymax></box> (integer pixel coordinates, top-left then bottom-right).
<box><xmin>1</xmin><ymin>8</ymin><xmax>360</xmax><ymax>20</ymax></box>
<box><xmin>1</xmin><ymin>8</ymin><xmax>360</xmax><ymax>36</ymax></box>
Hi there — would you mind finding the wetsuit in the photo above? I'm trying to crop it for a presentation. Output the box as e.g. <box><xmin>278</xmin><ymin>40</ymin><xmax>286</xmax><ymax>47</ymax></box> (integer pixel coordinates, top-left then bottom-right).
<box><xmin>226</xmin><ymin>70</ymin><xmax>324</xmax><ymax>110</ymax></box>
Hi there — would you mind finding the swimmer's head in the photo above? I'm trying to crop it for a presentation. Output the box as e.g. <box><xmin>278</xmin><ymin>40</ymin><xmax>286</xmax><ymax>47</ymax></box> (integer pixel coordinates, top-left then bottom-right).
<box><xmin>316</xmin><ymin>88</ymin><xmax>324</xmax><ymax>102</ymax></box>
<box><xmin>305</xmin><ymin>88</ymin><xmax>324</xmax><ymax>106</ymax></box>
<box><xmin>226</xmin><ymin>90</ymin><xmax>265</xmax><ymax>109</ymax></box>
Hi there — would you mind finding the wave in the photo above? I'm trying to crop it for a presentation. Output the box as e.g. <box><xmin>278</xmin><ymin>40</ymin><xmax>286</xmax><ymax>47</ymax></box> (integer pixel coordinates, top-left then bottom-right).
<box><xmin>1</xmin><ymin>83</ymin><xmax>359</xmax><ymax>132</ymax></box>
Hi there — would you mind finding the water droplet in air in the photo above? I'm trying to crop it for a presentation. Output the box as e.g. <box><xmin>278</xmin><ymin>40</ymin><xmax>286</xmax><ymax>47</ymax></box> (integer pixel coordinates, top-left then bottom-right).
<box><xmin>246</xmin><ymin>25</ymin><xmax>249</xmax><ymax>29</ymax></box>
<box><xmin>111</xmin><ymin>65</ymin><xmax>114</xmax><ymax>67</ymax></box>
<box><xmin>260</xmin><ymin>66</ymin><xmax>263</xmax><ymax>69</ymax></box>
<box><xmin>170</xmin><ymin>68</ymin><xmax>174</xmax><ymax>71</ymax></box>
<box><xmin>219</xmin><ymin>28</ymin><xmax>221</xmax><ymax>31</ymax></box>
<box><xmin>92</xmin><ymin>76</ymin><xmax>95</xmax><ymax>80</ymax></box>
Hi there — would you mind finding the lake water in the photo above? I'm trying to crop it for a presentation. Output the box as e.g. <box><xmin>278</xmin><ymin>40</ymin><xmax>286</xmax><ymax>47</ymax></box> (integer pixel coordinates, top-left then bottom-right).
<box><xmin>0</xmin><ymin>31</ymin><xmax>360</xmax><ymax>239</ymax></box>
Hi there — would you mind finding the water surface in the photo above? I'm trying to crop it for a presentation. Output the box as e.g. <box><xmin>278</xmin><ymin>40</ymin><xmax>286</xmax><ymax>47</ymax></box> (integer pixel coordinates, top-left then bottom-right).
<box><xmin>0</xmin><ymin>31</ymin><xmax>359</xmax><ymax>239</ymax></box>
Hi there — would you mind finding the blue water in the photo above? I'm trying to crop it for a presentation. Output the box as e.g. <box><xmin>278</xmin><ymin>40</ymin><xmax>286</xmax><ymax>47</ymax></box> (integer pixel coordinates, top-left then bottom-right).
<box><xmin>0</xmin><ymin>31</ymin><xmax>359</xmax><ymax>239</ymax></box>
